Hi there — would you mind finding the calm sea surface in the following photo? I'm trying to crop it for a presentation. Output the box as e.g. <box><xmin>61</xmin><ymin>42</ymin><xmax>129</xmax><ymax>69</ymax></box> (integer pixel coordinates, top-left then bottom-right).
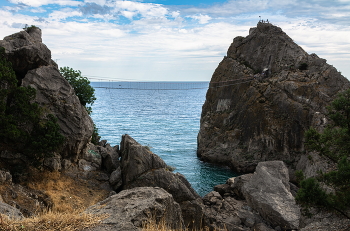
<box><xmin>90</xmin><ymin>81</ymin><xmax>236</xmax><ymax>196</ymax></box>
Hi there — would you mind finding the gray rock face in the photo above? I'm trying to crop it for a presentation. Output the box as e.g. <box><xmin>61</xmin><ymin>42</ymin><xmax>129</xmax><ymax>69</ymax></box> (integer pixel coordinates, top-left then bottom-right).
<box><xmin>120</xmin><ymin>134</ymin><xmax>167</xmax><ymax>184</ymax></box>
<box><xmin>0</xmin><ymin>201</ymin><xmax>24</xmax><ymax>220</ymax></box>
<box><xmin>243</xmin><ymin>161</ymin><xmax>300</xmax><ymax>229</ymax></box>
<box><xmin>0</xmin><ymin>29</ymin><xmax>94</xmax><ymax>162</ymax></box>
<box><xmin>109</xmin><ymin>166</ymin><xmax>122</xmax><ymax>191</ymax></box>
<box><xmin>0</xmin><ymin>169</ymin><xmax>12</xmax><ymax>183</ymax></box>
<box><xmin>22</xmin><ymin>66</ymin><xmax>93</xmax><ymax>161</ymax></box>
<box><xmin>231</xmin><ymin>174</ymin><xmax>253</xmax><ymax>200</ymax></box>
<box><xmin>202</xmin><ymin>191</ymin><xmax>261</xmax><ymax>231</ymax></box>
<box><xmin>120</xmin><ymin>134</ymin><xmax>199</xmax><ymax>203</ymax></box>
<box><xmin>197</xmin><ymin>22</ymin><xmax>350</xmax><ymax>173</ymax></box>
<box><xmin>43</xmin><ymin>153</ymin><xmax>62</xmax><ymax>171</ymax></box>
<box><xmin>84</xmin><ymin>187</ymin><xmax>184</xmax><ymax>231</ymax></box>
<box><xmin>0</xmin><ymin>28</ymin><xmax>50</xmax><ymax>78</ymax></box>
<box><xmin>98</xmin><ymin>143</ymin><xmax>119</xmax><ymax>173</ymax></box>
<box><xmin>124</xmin><ymin>168</ymin><xmax>199</xmax><ymax>203</ymax></box>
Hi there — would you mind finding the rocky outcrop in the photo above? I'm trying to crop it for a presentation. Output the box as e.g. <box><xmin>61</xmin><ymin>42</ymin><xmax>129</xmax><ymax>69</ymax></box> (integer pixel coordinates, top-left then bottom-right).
<box><xmin>0</xmin><ymin>28</ymin><xmax>94</xmax><ymax>162</ymax></box>
<box><xmin>197</xmin><ymin>22</ymin><xmax>350</xmax><ymax>173</ymax></box>
<box><xmin>0</xmin><ymin>28</ymin><xmax>50</xmax><ymax>79</ymax></box>
<box><xmin>120</xmin><ymin>134</ymin><xmax>200</xmax><ymax>203</ymax></box>
<box><xmin>84</xmin><ymin>187</ymin><xmax>184</xmax><ymax>231</ymax></box>
<box><xmin>243</xmin><ymin>161</ymin><xmax>300</xmax><ymax>229</ymax></box>
<box><xmin>199</xmin><ymin>161</ymin><xmax>300</xmax><ymax>230</ymax></box>
<box><xmin>0</xmin><ymin>182</ymin><xmax>53</xmax><ymax>217</ymax></box>
<box><xmin>0</xmin><ymin>201</ymin><xmax>24</xmax><ymax>220</ymax></box>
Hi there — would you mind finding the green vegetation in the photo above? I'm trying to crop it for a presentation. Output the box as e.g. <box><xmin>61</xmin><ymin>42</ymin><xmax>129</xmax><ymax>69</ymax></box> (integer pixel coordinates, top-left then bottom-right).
<box><xmin>296</xmin><ymin>89</ymin><xmax>350</xmax><ymax>218</ymax></box>
<box><xmin>91</xmin><ymin>124</ymin><xmax>101</xmax><ymax>145</ymax></box>
<box><xmin>23</xmin><ymin>24</ymin><xmax>39</xmax><ymax>33</ymax></box>
<box><xmin>298</xmin><ymin>63</ymin><xmax>308</xmax><ymax>70</ymax></box>
<box><xmin>59</xmin><ymin>66</ymin><xmax>99</xmax><ymax>144</ymax></box>
<box><xmin>0</xmin><ymin>47</ymin><xmax>64</xmax><ymax>168</ymax></box>
<box><xmin>59</xmin><ymin>66</ymin><xmax>96</xmax><ymax>114</ymax></box>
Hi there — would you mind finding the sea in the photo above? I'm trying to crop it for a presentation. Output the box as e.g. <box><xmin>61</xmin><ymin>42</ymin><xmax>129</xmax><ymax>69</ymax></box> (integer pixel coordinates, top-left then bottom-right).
<box><xmin>90</xmin><ymin>81</ymin><xmax>236</xmax><ymax>196</ymax></box>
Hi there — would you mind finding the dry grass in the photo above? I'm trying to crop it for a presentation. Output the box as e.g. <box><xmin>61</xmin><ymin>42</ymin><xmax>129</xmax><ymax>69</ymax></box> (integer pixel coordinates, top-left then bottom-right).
<box><xmin>26</xmin><ymin>169</ymin><xmax>109</xmax><ymax>213</ymax></box>
<box><xmin>0</xmin><ymin>169</ymin><xmax>110</xmax><ymax>231</ymax></box>
<box><xmin>142</xmin><ymin>216</ymin><xmax>225</xmax><ymax>231</ymax></box>
<box><xmin>0</xmin><ymin>210</ymin><xmax>108</xmax><ymax>231</ymax></box>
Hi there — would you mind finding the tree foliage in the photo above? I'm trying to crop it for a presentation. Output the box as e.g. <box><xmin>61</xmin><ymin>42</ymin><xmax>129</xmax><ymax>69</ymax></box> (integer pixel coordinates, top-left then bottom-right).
<box><xmin>59</xmin><ymin>66</ymin><xmax>96</xmax><ymax>114</ymax></box>
<box><xmin>0</xmin><ymin>47</ymin><xmax>64</xmax><ymax>168</ymax></box>
<box><xmin>297</xmin><ymin>89</ymin><xmax>350</xmax><ymax>218</ymax></box>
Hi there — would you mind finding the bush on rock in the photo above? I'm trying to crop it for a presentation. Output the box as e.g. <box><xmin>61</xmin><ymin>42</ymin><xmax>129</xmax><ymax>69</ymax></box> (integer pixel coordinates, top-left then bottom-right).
<box><xmin>298</xmin><ymin>89</ymin><xmax>350</xmax><ymax>218</ymax></box>
<box><xmin>0</xmin><ymin>47</ymin><xmax>64</xmax><ymax>168</ymax></box>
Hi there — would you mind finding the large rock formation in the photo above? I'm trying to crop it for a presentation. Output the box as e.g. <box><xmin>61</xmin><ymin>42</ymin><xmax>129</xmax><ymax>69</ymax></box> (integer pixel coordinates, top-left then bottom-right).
<box><xmin>84</xmin><ymin>187</ymin><xmax>184</xmax><ymax>231</ymax></box>
<box><xmin>197</xmin><ymin>22</ymin><xmax>350</xmax><ymax>173</ymax></box>
<box><xmin>120</xmin><ymin>135</ymin><xmax>200</xmax><ymax>203</ymax></box>
<box><xmin>242</xmin><ymin>161</ymin><xmax>300</xmax><ymax>229</ymax></box>
<box><xmin>0</xmin><ymin>27</ymin><xmax>94</xmax><ymax>161</ymax></box>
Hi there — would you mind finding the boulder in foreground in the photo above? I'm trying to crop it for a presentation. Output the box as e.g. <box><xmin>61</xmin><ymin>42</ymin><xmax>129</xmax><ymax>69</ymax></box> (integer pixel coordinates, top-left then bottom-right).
<box><xmin>243</xmin><ymin>161</ymin><xmax>300</xmax><ymax>229</ymax></box>
<box><xmin>84</xmin><ymin>187</ymin><xmax>184</xmax><ymax>231</ymax></box>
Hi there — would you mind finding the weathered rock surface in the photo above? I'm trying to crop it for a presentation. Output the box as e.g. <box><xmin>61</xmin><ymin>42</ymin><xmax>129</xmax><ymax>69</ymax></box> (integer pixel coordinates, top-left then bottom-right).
<box><xmin>22</xmin><ymin>66</ymin><xmax>93</xmax><ymax>161</ymax></box>
<box><xmin>0</xmin><ymin>201</ymin><xmax>24</xmax><ymax>220</ymax></box>
<box><xmin>0</xmin><ymin>28</ymin><xmax>50</xmax><ymax>78</ymax></box>
<box><xmin>0</xmin><ymin>183</ymin><xmax>53</xmax><ymax>217</ymax></box>
<box><xmin>197</xmin><ymin>22</ymin><xmax>350</xmax><ymax>173</ymax></box>
<box><xmin>243</xmin><ymin>161</ymin><xmax>300</xmax><ymax>229</ymax></box>
<box><xmin>120</xmin><ymin>134</ymin><xmax>200</xmax><ymax>203</ymax></box>
<box><xmin>202</xmin><ymin>190</ymin><xmax>266</xmax><ymax>231</ymax></box>
<box><xmin>0</xmin><ymin>169</ymin><xmax>12</xmax><ymax>183</ymax></box>
<box><xmin>0</xmin><ymin>28</ymin><xmax>94</xmax><ymax>162</ymax></box>
<box><xmin>84</xmin><ymin>187</ymin><xmax>184</xmax><ymax>231</ymax></box>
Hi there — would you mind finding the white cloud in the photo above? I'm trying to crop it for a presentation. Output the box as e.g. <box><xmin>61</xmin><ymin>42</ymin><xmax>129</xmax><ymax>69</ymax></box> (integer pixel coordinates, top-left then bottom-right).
<box><xmin>188</xmin><ymin>14</ymin><xmax>211</xmax><ymax>24</ymax></box>
<box><xmin>8</xmin><ymin>0</ymin><xmax>81</xmax><ymax>7</ymax></box>
<box><xmin>84</xmin><ymin>0</ymin><xmax>106</xmax><ymax>5</ymax></box>
<box><xmin>1</xmin><ymin>0</ymin><xmax>350</xmax><ymax>80</ymax></box>
<box><xmin>49</xmin><ymin>8</ymin><xmax>82</xmax><ymax>21</ymax></box>
<box><xmin>171</xmin><ymin>11</ymin><xmax>180</xmax><ymax>18</ymax></box>
<box><xmin>111</xmin><ymin>1</ymin><xmax>169</xmax><ymax>19</ymax></box>
<box><xmin>30</xmin><ymin>7</ymin><xmax>46</xmax><ymax>13</ymax></box>
<box><xmin>120</xmin><ymin>10</ymin><xmax>137</xmax><ymax>19</ymax></box>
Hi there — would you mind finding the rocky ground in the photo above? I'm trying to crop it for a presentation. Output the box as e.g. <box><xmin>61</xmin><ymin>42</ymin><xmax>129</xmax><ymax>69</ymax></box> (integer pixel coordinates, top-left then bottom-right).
<box><xmin>3</xmin><ymin>135</ymin><xmax>350</xmax><ymax>230</ymax></box>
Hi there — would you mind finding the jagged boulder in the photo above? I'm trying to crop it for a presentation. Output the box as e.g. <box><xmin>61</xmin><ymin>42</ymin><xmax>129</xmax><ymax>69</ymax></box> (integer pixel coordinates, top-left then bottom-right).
<box><xmin>97</xmin><ymin>142</ymin><xmax>120</xmax><ymax>173</ymax></box>
<box><xmin>0</xmin><ymin>169</ymin><xmax>12</xmax><ymax>183</ymax></box>
<box><xmin>0</xmin><ymin>202</ymin><xmax>24</xmax><ymax>220</ymax></box>
<box><xmin>120</xmin><ymin>135</ymin><xmax>200</xmax><ymax>203</ymax></box>
<box><xmin>84</xmin><ymin>187</ymin><xmax>184</xmax><ymax>231</ymax></box>
<box><xmin>197</xmin><ymin>22</ymin><xmax>350</xmax><ymax>173</ymax></box>
<box><xmin>0</xmin><ymin>184</ymin><xmax>53</xmax><ymax>217</ymax></box>
<box><xmin>202</xmin><ymin>191</ymin><xmax>264</xmax><ymax>230</ymax></box>
<box><xmin>22</xmin><ymin>66</ymin><xmax>93</xmax><ymax>161</ymax></box>
<box><xmin>109</xmin><ymin>166</ymin><xmax>122</xmax><ymax>191</ymax></box>
<box><xmin>243</xmin><ymin>161</ymin><xmax>300</xmax><ymax>229</ymax></box>
<box><xmin>0</xmin><ymin>28</ymin><xmax>50</xmax><ymax>78</ymax></box>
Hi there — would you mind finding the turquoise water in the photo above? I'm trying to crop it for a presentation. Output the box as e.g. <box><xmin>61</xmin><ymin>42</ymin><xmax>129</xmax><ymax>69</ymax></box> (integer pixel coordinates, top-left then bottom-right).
<box><xmin>90</xmin><ymin>81</ymin><xmax>236</xmax><ymax>196</ymax></box>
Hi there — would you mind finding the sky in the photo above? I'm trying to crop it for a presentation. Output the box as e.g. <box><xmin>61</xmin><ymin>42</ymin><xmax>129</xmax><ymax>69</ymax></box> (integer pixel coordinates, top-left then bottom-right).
<box><xmin>0</xmin><ymin>0</ymin><xmax>349</xmax><ymax>81</ymax></box>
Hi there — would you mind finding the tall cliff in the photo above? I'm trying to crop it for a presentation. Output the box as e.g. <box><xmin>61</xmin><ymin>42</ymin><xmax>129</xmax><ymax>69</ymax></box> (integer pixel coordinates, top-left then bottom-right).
<box><xmin>197</xmin><ymin>22</ymin><xmax>350</xmax><ymax>173</ymax></box>
<box><xmin>0</xmin><ymin>28</ymin><xmax>94</xmax><ymax>162</ymax></box>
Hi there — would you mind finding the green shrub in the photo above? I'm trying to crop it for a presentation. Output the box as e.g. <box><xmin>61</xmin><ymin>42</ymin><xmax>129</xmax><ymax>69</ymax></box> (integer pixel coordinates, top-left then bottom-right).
<box><xmin>298</xmin><ymin>63</ymin><xmax>308</xmax><ymax>70</ymax></box>
<box><xmin>298</xmin><ymin>89</ymin><xmax>350</xmax><ymax>218</ymax></box>
<box><xmin>0</xmin><ymin>47</ymin><xmax>64</xmax><ymax>168</ymax></box>
<box><xmin>59</xmin><ymin>66</ymin><xmax>96</xmax><ymax>110</ymax></box>
<box><xmin>91</xmin><ymin>124</ymin><xmax>101</xmax><ymax>145</ymax></box>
